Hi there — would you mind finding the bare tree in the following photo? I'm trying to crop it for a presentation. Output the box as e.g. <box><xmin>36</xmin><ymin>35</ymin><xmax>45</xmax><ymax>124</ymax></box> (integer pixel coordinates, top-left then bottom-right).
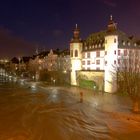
<box><xmin>116</xmin><ymin>49</ymin><xmax>140</xmax><ymax>113</ymax></box>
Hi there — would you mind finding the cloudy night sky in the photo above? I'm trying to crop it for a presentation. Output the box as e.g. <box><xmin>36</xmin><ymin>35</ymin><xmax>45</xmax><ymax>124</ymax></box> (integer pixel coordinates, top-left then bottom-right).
<box><xmin>0</xmin><ymin>0</ymin><xmax>139</xmax><ymax>58</ymax></box>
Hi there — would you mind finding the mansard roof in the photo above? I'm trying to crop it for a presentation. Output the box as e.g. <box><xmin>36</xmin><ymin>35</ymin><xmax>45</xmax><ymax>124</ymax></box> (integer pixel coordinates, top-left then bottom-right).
<box><xmin>82</xmin><ymin>30</ymin><xmax>140</xmax><ymax>51</ymax></box>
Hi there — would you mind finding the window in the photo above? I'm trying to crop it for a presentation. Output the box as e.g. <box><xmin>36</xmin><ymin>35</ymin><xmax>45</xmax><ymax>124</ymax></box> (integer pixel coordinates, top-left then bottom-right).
<box><xmin>96</xmin><ymin>51</ymin><xmax>100</xmax><ymax>57</ymax></box>
<box><xmin>82</xmin><ymin>61</ymin><xmax>85</xmax><ymax>65</ymax></box>
<box><xmin>129</xmin><ymin>50</ymin><xmax>132</xmax><ymax>55</ymax></box>
<box><xmin>114</xmin><ymin>38</ymin><xmax>116</xmax><ymax>43</ymax></box>
<box><xmin>82</xmin><ymin>67</ymin><xmax>85</xmax><ymax>70</ymax></box>
<box><xmin>87</xmin><ymin>60</ymin><xmax>90</xmax><ymax>65</ymax></box>
<box><xmin>95</xmin><ymin>44</ymin><xmax>97</xmax><ymax>48</ymax></box>
<box><xmin>87</xmin><ymin>67</ymin><xmax>90</xmax><ymax>70</ymax></box>
<box><xmin>82</xmin><ymin>53</ymin><xmax>85</xmax><ymax>58</ymax></box>
<box><xmin>124</xmin><ymin>50</ymin><xmax>127</xmax><ymax>56</ymax></box>
<box><xmin>87</xmin><ymin>52</ymin><xmax>90</xmax><ymax>58</ymax></box>
<box><xmin>75</xmin><ymin>50</ymin><xmax>78</xmax><ymax>57</ymax></box>
<box><xmin>118</xmin><ymin>59</ymin><xmax>120</xmax><ymax>64</ymax></box>
<box><xmin>122</xmin><ymin>41</ymin><xmax>125</xmax><ymax>46</ymax></box>
<box><xmin>96</xmin><ymin>60</ymin><xmax>100</xmax><ymax>65</ymax></box>
<box><xmin>114</xmin><ymin>60</ymin><xmax>116</xmax><ymax>64</ymax></box>
<box><xmin>105</xmin><ymin>61</ymin><xmax>107</xmax><ymax>65</ymax></box>
<box><xmin>114</xmin><ymin>50</ymin><xmax>116</xmax><ymax>55</ymax></box>
<box><xmin>118</xmin><ymin>50</ymin><xmax>121</xmax><ymax>56</ymax></box>
<box><xmin>96</xmin><ymin>67</ymin><xmax>100</xmax><ymax>70</ymax></box>
<box><xmin>105</xmin><ymin>51</ymin><xmax>107</xmax><ymax>55</ymax></box>
<box><xmin>70</xmin><ymin>50</ymin><xmax>73</xmax><ymax>57</ymax></box>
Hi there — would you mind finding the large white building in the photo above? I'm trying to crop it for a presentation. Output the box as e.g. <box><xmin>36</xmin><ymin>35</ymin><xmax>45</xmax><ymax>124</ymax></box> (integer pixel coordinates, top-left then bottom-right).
<box><xmin>70</xmin><ymin>16</ymin><xmax>140</xmax><ymax>93</ymax></box>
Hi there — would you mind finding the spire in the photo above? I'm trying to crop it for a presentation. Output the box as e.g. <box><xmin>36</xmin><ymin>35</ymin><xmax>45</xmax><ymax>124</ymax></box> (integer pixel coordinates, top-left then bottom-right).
<box><xmin>110</xmin><ymin>15</ymin><xmax>113</xmax><ymax>21</ymax></box>
<box><xmin>107</xmin><ymin>15</ymin><xmax>117</xmax><ymax>32</ymax></box>
<box><xmin>71</xmin><ymin>24</ymin><xmax>81</xmax><ymax>43</ymax></box>
<box><xmin>76</xmin><ymin>24</ymin><xmax>78</xmax><ymax>29</ymax></box>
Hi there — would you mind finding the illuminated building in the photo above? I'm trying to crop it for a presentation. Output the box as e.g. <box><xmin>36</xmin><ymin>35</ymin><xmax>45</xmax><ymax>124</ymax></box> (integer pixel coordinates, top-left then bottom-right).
<box><xmin>70</xmin><ymin>16</ymin><xmax>140</xmax><ymax>93</ymax></box>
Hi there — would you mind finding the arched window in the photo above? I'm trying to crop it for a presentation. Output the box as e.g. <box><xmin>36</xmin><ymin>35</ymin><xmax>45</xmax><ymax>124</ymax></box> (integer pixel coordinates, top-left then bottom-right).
<box><xmin>75</xmin><ymin>50</ymin><xmax>78</xmax><ymax>57</ymax></box>
<box><xmin>71</xmin><ymin>50</ymin><xmax>73</xmax><ymax>57</ymax></box>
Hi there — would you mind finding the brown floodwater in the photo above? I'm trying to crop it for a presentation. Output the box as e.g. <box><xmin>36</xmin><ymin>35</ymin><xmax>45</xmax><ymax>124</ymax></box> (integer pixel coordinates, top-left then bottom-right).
<box><xmin>0</xmin><ymin>80</ymin><xmax>140</xmax><ymax>140</ymax></box>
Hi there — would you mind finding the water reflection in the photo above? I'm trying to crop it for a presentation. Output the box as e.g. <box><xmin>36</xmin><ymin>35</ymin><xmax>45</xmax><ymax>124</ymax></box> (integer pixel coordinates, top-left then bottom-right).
<box><xmin>0</xmin><ymin>80</ymin><xmax>140</xmax><ymax>140</ymax></box>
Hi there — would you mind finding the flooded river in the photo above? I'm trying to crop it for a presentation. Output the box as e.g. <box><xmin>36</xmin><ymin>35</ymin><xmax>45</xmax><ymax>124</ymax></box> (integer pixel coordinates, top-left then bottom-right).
<box><xmin>0</xmin><ymin>80</ymin><xmax>140</xmax><ymax>140</ymax></box>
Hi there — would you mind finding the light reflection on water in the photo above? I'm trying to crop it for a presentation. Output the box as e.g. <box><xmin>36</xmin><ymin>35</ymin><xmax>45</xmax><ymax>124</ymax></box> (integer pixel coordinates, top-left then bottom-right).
<box><xmin>0</xmin><ymin>80</ymin><xmax>140</xmax><ymax>140</ymax></box>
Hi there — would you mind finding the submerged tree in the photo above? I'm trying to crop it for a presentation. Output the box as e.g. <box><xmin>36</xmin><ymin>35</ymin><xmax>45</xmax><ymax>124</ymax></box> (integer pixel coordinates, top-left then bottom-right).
<box><xmin>116</xmin><ymin>49</ymin><xmax>140</xmax><ymax>113</ymax></box>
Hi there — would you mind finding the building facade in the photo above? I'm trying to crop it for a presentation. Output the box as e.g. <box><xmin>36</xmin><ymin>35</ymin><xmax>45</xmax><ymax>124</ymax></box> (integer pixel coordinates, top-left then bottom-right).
<box><xmin>70</xmin><ymin>16</ymin><xmax>140</xmax><ymax>93</ymax></box>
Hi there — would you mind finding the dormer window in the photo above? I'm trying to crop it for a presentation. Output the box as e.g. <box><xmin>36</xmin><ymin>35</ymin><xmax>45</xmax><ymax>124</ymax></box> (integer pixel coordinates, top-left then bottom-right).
<box><xmin>122</xmin><ymin>40</ymin><xmax>125</xmax><ymax>46</ymax></box>
<box><xmin>95</xmin><ymin>44</ymin><xmax>97</xmax><ymax>48</ymax></box>
<box><xmin>128</xmin><ymin>42</ymin><xmax>130</xmax><ymax>46</ymax></box>
<box><xmin>134</xmin><ymin>43</ymin><xmax>137</xmax><ymax>47</ymax></box>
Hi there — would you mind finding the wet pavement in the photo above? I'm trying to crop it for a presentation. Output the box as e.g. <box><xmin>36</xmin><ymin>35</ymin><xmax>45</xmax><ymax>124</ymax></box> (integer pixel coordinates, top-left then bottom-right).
<box><xmin>0</xmin><ymin>80</ymin><xmax>140</xmax><ymax>140</ymax></box>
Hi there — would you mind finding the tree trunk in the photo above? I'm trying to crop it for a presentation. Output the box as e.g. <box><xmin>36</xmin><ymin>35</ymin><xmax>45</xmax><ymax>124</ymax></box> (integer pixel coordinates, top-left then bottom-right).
<box><xmin>133</xmin><ymin>100</ymin><xmax>139</xmax><ymax>113</ymax></box>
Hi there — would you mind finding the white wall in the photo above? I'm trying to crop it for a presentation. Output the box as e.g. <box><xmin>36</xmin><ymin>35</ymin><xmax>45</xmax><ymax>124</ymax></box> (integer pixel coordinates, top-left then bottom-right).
<box><xmin>104</xmin><ymin>35</ymin><xmax>118</xmax><ymax>93</ymax></box>
<box><xmin>70</xmin><ymin>42</ymin><xmax>82</xmax><ymax>85</ymax></box>
<box><xmin>82</xmin><ymin>50</ymin><xmax>105</xmax><ymax>70</ymax></box>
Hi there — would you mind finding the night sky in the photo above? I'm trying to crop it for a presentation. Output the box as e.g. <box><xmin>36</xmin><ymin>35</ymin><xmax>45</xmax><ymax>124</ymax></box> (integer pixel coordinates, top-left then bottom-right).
<box><xmin>0</xmin><ymin>0</ymin><xmax>140</xmax><ymax>58</ymax></box>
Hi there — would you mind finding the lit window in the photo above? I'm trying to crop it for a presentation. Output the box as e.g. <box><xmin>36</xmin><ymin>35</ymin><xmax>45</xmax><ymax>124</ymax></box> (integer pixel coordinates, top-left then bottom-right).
<box><xmin>75</xmin><ymin>50</ymin><xmax>78</xmax><ymax>57</ymax></box>
<box><xmin>96</xmin><ymin>51</ymin><xmax>100</xmax><ymax>57</ymax></box>
<box><xmin>122</xmin><ymin>41</ymin><xmax>125</xmax><ymax>46</ymax></box>
<box><xmin>96</xmin><ymin>60</ymin><xmax>100</xmax><ymax>65</ymax></box>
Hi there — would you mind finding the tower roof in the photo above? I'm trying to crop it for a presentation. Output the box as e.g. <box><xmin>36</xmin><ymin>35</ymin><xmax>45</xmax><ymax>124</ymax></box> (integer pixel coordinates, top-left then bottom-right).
<box><xmin>107</xmin><ymin>15</ymin><xmax>117</xmax><ymax>33</ymax></box>
<box><xmin>71</xmin><ymin>24</ymin><xmax>82</xmax><ymax>43</ymax></box>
